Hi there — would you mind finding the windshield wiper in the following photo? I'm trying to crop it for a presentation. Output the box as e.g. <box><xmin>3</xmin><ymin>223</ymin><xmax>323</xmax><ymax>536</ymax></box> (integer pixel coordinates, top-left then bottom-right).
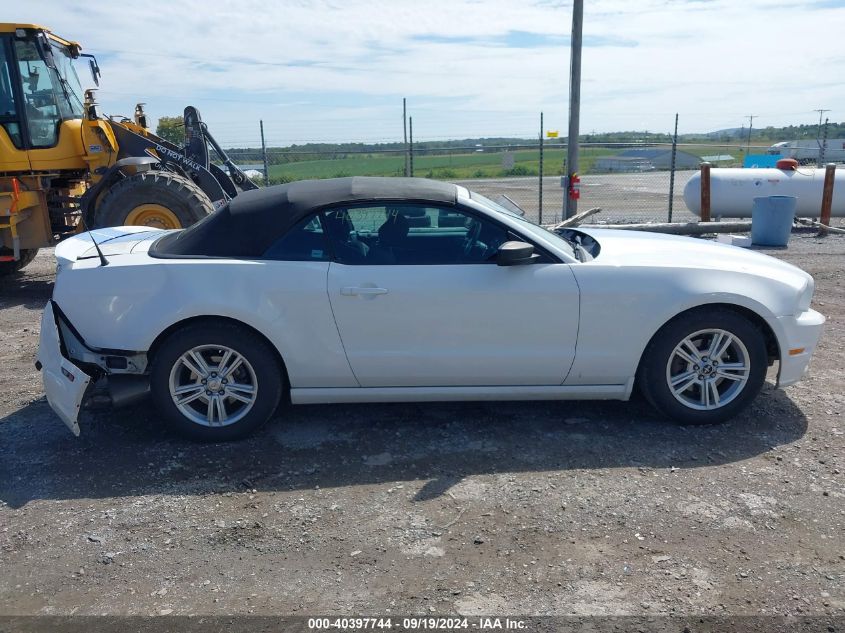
<box><xmin>55</xmin><ymin>72</ymin><xmax>83</xmax><ymax>112</ymax></box>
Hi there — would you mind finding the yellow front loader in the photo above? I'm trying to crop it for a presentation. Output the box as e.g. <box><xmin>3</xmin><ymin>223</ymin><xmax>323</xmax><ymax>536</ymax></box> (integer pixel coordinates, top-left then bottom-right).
<box><xmin>0</xmin><ymin>24</ymin><xmax>257</xmax><ymax>275</ymax></box>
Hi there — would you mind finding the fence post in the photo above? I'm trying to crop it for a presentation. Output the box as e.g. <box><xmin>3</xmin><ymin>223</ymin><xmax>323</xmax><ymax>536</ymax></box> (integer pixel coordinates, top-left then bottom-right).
<box><xmin>700</xmin><ymin>162</ymin><xmax>711</xmax><ymax>222</ymax></box>
<box><xmin>403</xmin><ymin>98</ymin><xmax>409</xmax><ymax>177</ymax></box>
<box><xmin>668</xmin><ymin>113</ymin><xmax>678</xmax><ymax>222</ymax></box>
<box><xmin>409</xmin><ymin>116</ymin><xmax>414</xmax><ymax>178</ymax></box>
<box><xmin>819</xmin><ymin>162</ymin><xmax>836</xmax><ymax>235</ymax></box>
<box><xmin>260</xmin><ymin>119</ymin><xmax>269</xmax><ymax>186</ymax></box>
<box><xmin>539</xmin><ymin>112</ymin><xmax>544</xmax><ymax>224</ymax></box>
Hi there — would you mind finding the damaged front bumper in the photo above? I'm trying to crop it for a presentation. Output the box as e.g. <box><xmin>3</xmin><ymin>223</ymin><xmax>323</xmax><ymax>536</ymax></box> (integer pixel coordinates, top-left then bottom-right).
<box><xmin>36</xmin><ymin>301</ymin><xmax>92</xmax><ymax>436</ymax></box>
<box><xmin>36</xmin><ymin>301</ymin><xmax>151</xmax><ymax>436</ymax></box>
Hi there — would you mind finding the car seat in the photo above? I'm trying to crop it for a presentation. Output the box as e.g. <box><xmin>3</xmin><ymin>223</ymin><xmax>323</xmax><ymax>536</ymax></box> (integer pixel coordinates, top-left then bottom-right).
<box><xmin>369</xmin><ymin>211</ymin><xmax>410</xmax><ymax>264</ymax></box>
<box><xmin>323</xmin><ymin>210</ymin><xmax>369</xmax><ymax>263</ymax></box>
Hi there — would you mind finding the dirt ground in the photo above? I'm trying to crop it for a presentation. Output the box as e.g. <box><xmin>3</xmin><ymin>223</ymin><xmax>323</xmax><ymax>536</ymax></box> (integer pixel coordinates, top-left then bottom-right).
<box><xmin>0</xmin><ymin>232</ymin><xmax>843</xmax><ymax>623</ymax></box>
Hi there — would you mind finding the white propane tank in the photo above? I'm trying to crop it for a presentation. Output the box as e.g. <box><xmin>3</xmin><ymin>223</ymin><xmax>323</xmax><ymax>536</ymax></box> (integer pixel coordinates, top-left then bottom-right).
<box><xmin>683</xmin><ymin>166</ymin><xmax>845</xmax><ymax>218</ymax></box>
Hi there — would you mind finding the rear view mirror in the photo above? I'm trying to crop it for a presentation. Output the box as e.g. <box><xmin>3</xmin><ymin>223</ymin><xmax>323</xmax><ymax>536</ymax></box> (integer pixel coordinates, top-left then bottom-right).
<box><xmin>496</xmin><ymin>241</ymin><xmax>538</xmax><ymax>266</ymax></box>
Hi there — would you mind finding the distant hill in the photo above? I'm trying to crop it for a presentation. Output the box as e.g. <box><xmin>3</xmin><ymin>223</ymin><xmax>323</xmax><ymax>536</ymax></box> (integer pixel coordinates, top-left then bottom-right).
<box><xmin>684</xmin><ymin>122</ymin><xmax>844</xmax><ymax>143</ymax></box>
<box><xmin>702</xmin><ymin>127</ymin><xmax>744</xmax><ymax>139</ymax></box>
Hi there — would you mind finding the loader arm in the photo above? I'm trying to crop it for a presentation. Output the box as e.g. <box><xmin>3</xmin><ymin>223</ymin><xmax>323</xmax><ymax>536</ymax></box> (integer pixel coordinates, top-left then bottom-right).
<box><xmin>200</xmin><ymin>121</ymin><xmax>259</xmax><ymax>192</ymax></box>
<box><xmin>109</xmin><ymin>123</ymin><xmax>229</xmax><ymax>203</ymax></box>
<box><xmin>183</xmin><ymin>105</ymin><xmax>257</xmax><ymax>194</ymax></box>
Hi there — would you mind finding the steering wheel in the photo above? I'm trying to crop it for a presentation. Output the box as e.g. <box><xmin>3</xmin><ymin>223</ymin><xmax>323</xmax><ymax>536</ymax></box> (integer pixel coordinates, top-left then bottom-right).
<box><xmin>462</xmin><ymin>219</ymin><xmax>483</xmax><ymax>257</ymax></box>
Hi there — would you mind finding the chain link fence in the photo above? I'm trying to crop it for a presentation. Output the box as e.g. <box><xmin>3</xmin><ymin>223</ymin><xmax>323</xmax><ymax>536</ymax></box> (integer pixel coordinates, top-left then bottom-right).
<box><xmin>225</xmin><ymin>141</ymin><xmax>774</xmax><ymax>225</ymax></box>
<box><xmin>454</xmin><ymin>171</ymin><xmax>698</xmax><ymax>225</ymax></box>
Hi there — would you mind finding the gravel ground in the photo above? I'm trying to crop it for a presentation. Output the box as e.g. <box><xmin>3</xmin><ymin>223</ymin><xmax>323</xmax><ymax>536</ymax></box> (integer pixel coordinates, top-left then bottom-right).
<box><xmin>0</xmin><ymin>233</ymin><xmax>842</xmax><ymax>622</ymax></box>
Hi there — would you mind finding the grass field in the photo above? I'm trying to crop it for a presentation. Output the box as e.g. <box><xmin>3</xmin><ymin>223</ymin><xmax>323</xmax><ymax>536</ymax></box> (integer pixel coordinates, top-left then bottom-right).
<box><xmin>267</xmin><ymin>147</ymin><xmax>621</xmax><ymax>183</ymax></box>
<box><xmin>264</xmin><ymin>141</ymin><xmax>748</xmax><ymax>184</ymax></box>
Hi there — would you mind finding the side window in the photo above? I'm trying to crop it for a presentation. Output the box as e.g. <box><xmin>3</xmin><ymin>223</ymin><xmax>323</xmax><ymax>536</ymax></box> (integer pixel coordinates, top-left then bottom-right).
<box><xmin>263</xmin><ymin>215</ymin><xmax>329</xmax><ymax>261</ymax></box>
<box><xmin>0</xmin><ymin>39</ymin><xmax>22</xmax><ymax>149</ymax></box>
<box><xmin>321</xmin><ymin>204</ymin><xmax>509</xmax><ymax>265</ymax></box>
<box><xmin>0</xmin><ymin>41</ymin><xmax>17</xmax><ymax>117</ymax></box>
<box><xmin>14</xmin><ymin>39</ymin><xmax>59</xmax><ymax>148</ymax></box>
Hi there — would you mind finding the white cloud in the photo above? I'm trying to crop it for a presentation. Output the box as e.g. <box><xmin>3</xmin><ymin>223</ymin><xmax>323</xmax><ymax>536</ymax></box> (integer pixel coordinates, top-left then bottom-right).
<box><xmin>15</xmin><ymin>0</ymin><xmax>845</xmax><ymax>143</ymax></box>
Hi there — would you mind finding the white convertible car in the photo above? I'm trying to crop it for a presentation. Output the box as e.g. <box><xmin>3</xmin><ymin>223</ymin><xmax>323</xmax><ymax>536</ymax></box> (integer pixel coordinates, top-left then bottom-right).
<box><xmin>37</xmin><ymin>177</ymin><xmax>824</xmax><ymax>441</ymax></box>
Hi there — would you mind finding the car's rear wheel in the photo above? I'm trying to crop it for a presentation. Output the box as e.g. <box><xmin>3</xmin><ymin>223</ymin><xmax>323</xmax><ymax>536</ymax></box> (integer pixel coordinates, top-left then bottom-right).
<box><xmin>638</xmin><ymin>308</ymin><xmax>767</xmax><ymax>425</ymax></box>
<box><xmin>150</xmin><ymin>322</ymin><xmax>283</xmax><ymax>441</ymax></box>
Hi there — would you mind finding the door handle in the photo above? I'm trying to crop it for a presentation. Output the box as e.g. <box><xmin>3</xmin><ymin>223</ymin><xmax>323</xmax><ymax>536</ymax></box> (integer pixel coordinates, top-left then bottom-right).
<box><xmin>340</xmin><ymin>286</ymin><xmax>389</xmax><ymax>296</ymax></box>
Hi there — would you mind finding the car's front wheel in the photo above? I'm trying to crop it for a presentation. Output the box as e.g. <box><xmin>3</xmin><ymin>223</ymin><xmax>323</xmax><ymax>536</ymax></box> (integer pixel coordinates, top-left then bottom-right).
<box><xmin>150</xmin><ymin>322</ymin><xmax>283</xmax><ymax>441</ymax></box>
<box><xmin>638</xmin><ymin>308</ymin><xmax>767</xmax><ymax>425</ymax></box>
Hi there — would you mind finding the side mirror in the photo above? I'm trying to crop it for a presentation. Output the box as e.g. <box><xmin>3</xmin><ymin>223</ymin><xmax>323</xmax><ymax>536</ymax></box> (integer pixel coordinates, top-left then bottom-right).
<box><xmin>496</xmin><ymin>241</ymin><xmax>538</xmax><ymax>266</ymax></box>
<box><xmin>89</xmin><ymin>59</ymin><xmax>100</xmax><ymax>86</ymax></box>
<box><xmin>81</xmin><ymin>54</ymin><xmax>101</xmax><ymax>86</ymax></box>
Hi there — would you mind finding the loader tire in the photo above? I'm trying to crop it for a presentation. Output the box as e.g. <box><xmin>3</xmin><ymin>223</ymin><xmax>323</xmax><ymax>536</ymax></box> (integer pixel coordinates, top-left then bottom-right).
<box><xmin>0</xmin><ymin>248</ymin><xmax>38</xmax><ymax>277</ymax></box>
<box><xmin>95</xmin><ymin>170</ymin><xmax>215</xmax><ymax>230</ymax></box>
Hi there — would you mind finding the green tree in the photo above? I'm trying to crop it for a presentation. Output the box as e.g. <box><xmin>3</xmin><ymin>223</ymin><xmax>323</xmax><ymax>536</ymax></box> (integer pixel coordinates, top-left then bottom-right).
<box><xmin>155</xmin><ymin>115</ymin><xmax>184</xmax><ymax>146</ymax></box>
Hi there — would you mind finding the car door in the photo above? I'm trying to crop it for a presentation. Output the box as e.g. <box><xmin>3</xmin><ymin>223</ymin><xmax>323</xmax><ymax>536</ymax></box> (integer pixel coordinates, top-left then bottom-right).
<box><xmin>323</xmin><ymin>204</ymin><xmax>580</xmax><ymax>388</ymax></box>
<box><xmin>259</xmin><ymin>214</ymin><xmax>360</xmax><ymax>388</ymax></box>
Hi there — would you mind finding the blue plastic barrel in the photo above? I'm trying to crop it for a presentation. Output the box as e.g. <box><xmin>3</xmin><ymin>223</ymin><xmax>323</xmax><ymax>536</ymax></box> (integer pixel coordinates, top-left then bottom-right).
<box><xmin>751</xmin><ymin>196</ymin><xmax>796</xmax><ymax>246</ymax></box>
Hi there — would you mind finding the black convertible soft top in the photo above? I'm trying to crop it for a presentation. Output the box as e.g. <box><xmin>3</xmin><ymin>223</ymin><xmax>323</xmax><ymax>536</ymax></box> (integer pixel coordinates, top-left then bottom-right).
<box><xmin>151</xmin><ymin>176</ymin><xmax>458</xmax><ymax>258</ymax></box>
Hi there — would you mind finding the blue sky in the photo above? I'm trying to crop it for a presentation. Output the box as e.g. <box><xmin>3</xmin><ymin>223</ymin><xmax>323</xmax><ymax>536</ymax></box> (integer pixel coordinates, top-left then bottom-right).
<box><xmin>18</xmin><ymin>0</ymin><xmax>845</xmax><ymax>147</ymax></box>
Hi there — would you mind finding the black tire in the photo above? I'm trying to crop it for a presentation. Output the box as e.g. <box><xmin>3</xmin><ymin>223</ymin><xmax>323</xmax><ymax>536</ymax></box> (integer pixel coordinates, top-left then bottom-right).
<box><xmin>637</xmin><ymin>308</ymin><xmax>767</xmax><ymax>425</ymax></box>
<box><xmin>95</xmin><ymin>170</ymin><xmax>214</xmax><ymax>229</ymax></box>
<box><xmin>150</xmin><ymin>322</ymin><xmax>283</xmax><ymax>441</ymax></box>
<box><xmin>0</xmin><ymin>248</ymin><xmax>38</xmax><ymax>277</ymax></box>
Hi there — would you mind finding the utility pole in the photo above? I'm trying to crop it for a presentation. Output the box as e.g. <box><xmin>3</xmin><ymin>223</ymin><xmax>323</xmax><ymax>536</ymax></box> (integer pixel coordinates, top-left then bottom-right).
<box><xmin>814</xmin><ymin>108</ymin><xmax>830</xmax><ymax>138</ymax></box>
<box><xmin>564</xmin><ymin>0</ymin><xmax>583</xmax><ymax>219</ymax></box>
<box><xmin>814</xmin><ymin>108</ymin><xmax>830</xmax><ymax>164</ymax></box>
<box><xmin>819</xmin><ymin>117</ymin><xmax>830</xmax><ymax>166</ymax></box>
<box><xmin>259</xmin><ymin>119</ymin><xmax>269</xmax><ymax>186</ymax></box>
<box><xmin>746</xmin><ymin>115</ymin><xmax>755</xmax><ymax>156</ymax></box>
<box><xmin>403</xmin><ymin>98</ymin><xmax>409</xmax><ymax>177</ymax></box>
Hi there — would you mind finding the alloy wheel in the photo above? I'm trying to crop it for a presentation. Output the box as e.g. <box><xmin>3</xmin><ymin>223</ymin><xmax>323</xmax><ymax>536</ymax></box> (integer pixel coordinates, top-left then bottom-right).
<box><xmin>665</xmin><ymin>328</ymin><xmax>751</xmax><ymax>411</ymax></box>
<box><xmin>168</xmin><ymin>344</ymin><xmax>258</xmax><ymax>427</ymax></box>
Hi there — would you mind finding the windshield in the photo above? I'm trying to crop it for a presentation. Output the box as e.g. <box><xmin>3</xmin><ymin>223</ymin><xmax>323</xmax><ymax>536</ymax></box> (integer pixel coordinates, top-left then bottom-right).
<box><xmin>14</xmin><ymin>37</ymin><xmax>84</xmax><ymax>147</ymax></box>
<box><xmin>49</xmin><ymin>41</ymin><xmax>85</xmax><ymax>118</ymax></box>
<box><xmin>469</xmin><ymin>190</ymin><xmax>577</xmax><ymax>259</ymax></box>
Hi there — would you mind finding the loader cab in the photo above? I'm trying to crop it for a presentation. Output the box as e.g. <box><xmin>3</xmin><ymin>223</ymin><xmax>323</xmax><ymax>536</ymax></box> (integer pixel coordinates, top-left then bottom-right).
<box><xmin>0</xmin><ymin>25</ymin><xmax>88</xmax><ymax>172</ymax></box>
